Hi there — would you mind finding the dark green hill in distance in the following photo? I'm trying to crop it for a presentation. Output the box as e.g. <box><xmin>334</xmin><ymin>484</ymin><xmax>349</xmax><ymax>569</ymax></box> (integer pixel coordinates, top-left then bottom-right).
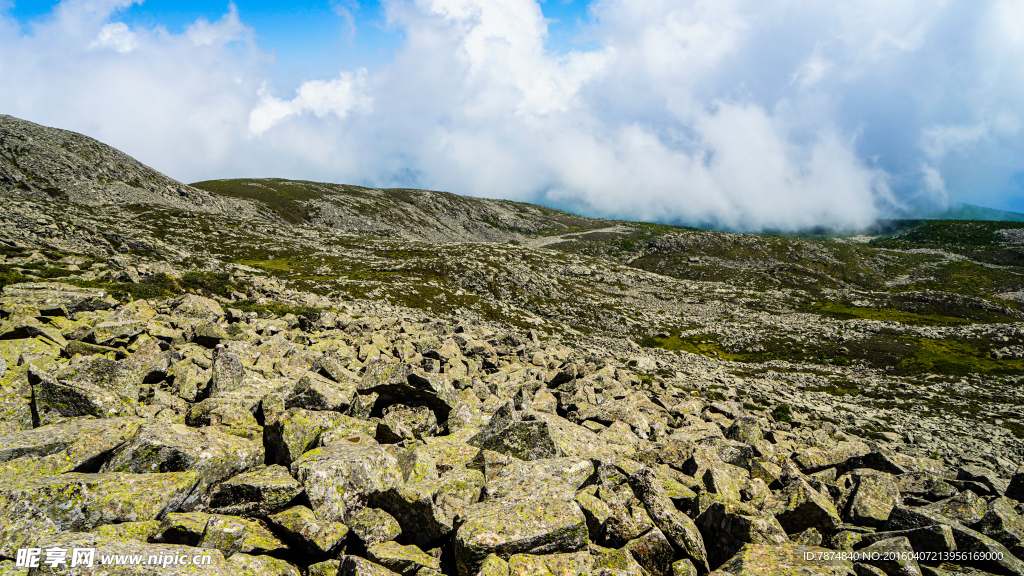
<box><xmin>933</xmin><ymin>203</ymin><xmax>1024</xmax><ymax>223</ymax></box>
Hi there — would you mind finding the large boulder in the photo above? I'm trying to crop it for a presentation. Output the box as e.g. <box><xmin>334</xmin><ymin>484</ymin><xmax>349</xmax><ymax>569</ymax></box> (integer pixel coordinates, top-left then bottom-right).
<box><xmin>697</xmin><ymin>502</ymin><xmax>789</xmax><ymax>570</ymax></box>
<box><xmin>268</xmin><ymin>505</ymin><xmax>349</xmax><ymax>557</ymax></box>
<box><xmin>858</xmin><ymin>537</ymin><xmax>921</xmax><ymax>576</ymax></box>
<box><xmin>372</xmin><ymin>467</ymin><xmax>485</xmax><ymax>547</ymax></box>
<box><xmin>766</xmin><ymin>478</ymin><xmax>842</xmax><ymax>535</ymax></box>
<box><xmin>286</xmin><ymin>371</ymin><xmax>356</xmax><ymax>412</ymax></box>
<box><xmin>453</xmin><ymin>496</ymin><xmax>588</xmax><ymax>576</ymax></box>
<box><xmin>265</xmin><ymin>408</ymin><xmax>375</xmax><ymax>466</ymax></box>
<box><xmin>885</xmin><ymin>506</ymin><xmax>1024</xmax><ymax>576</ymax></box>
<box><xmin>100</xmin><ymin>422</ymin><xmax>264</xmax><ymax>507</ymax></box>
<box><xmin>198</xmin><ymin>514</ymin><xmax>288</xmax><ymax>558</ymax></box>
<box><xmin>29</xmin><ymin>365</ymin><xmax>136</xmax><ymax>424</ymax></box>
<box><xmin>974</xmin><ymin>497</ymin><xmax>1024</xmax><ymax>559</ymax></box>
<box><xmin>629</xmin><ymin>467</ymin><xmax>709</xmax><ymax>573</ymax></box>
<box><xmin>0</xmin><ymin>417</ymin><xmax>141</xmax><ymax>476</ymax></box>
<box><xmin>290</xmin><ymin>443</ymin><xmax>404</xmax><ymax>523</ymax></box>
<box><xmin>209</xmin><ymin>464</ymin><xmax>305</xmax><ymax>516</ymax></box>
<box><xmin>172</xmin><ymin>294</ymin><xmax>225</xmax><ymax>320</ymax></box>
<box><xmin>841</xmin><ymin>471</ymin><xmax>901</xmax><ymax>528</ymax></box>
<box><xmin>0</xmin><ymin>471</ymin><xmax>198</xmax><ymax>556</ymax></box>
<box><xmin>358</xmin><ymin>361</ymin><xmax>458</xmax><ymax>421</ymax></box>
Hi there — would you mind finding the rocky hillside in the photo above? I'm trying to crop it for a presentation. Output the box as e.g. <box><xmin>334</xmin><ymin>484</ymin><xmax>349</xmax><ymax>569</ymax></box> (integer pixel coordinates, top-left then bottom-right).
<box><xmin>190</xmin><ymin>179</ymin><xmax>617</xmax><ymax>243</ymax></box>
<box><xmin>0</xmin><ymin>116</ymin><xmax>1023</xmax><ymax>576</ymax></box>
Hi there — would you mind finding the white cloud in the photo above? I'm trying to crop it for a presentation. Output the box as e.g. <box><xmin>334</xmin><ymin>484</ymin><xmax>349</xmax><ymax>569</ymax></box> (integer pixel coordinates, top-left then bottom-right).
<box><xmin>185</xmin><ymin>2</ymin><xmax>249</xmax><ymax>46</ymax></box>
<box><xmin>90</xmin><ymin>22</ymin><xmax>137</xmax><ymax>53</ymax></box>
<box><xmin>249</xmin><ymin>71</ymin><xmax>371</xmax><ymax>135</ymax></box>
<box><xmin>2</xmin><ymin>0</ymin><xmax>1023</xmax><ymax>228</ymax></box>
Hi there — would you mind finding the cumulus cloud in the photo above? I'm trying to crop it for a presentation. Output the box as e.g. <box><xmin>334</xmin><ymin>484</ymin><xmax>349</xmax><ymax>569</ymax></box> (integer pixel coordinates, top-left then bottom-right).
<box><xmin>2</xmin><ymin>0</ymin><xmax>1023</xmax><ymax>229</ymax></box>
<box><xmin>90</xmin><ymin>21</ymin><xmax>137</xmax><ymax>53</ymax></box>
<box><xmin>249</xmin><ymin>71</ymin><xmax>370</xmax><ymax>135</ymax></box>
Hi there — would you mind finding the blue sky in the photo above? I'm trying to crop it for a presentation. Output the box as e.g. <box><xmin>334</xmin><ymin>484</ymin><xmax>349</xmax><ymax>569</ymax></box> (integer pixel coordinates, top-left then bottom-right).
<box><xmin>2</xmin><ymin>0</ymin><xmax>1022</xmax><ymax>229</ymax></box>
<box><xmin>5</xmin><ymin>0</ymin><xmax>596</xmax><ymax>87</ymax></box>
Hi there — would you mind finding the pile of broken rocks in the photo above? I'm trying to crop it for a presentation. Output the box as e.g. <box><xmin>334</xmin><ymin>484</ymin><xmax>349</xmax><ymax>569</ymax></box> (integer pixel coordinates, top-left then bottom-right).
<box><xmin>0</xmin><ymin>282</ymin><xmax>1023</xmax><ymax>576</ymax></box>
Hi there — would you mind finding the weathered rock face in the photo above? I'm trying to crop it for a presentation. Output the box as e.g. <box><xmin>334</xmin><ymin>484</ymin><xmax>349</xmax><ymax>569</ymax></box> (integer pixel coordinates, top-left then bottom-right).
<box><xmin>290</xmin><ymin>443</ymin><xmax>404</xmax><ymax>523</ymax></box>
<box><xmin>453</xmin><ymin>496</ymin><xmax>588</xmax><ymax>576</ymax></box>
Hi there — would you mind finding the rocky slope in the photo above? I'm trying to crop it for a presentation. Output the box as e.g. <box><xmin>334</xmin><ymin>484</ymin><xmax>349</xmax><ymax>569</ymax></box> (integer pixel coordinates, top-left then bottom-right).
<box><xmin>0</xmin><ymin>116</ymin><xmax>1023</xmax><ymax>576</ymax></box>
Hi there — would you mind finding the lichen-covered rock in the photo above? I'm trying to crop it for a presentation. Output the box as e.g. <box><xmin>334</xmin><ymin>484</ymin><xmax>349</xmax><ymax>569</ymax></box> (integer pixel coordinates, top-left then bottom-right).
<box><xmin>477</xmin><ymin>554</ymin><xmax>511</xmax><ymax>576</ymax></box>
<box><xmin>711</xmin><ymin>543</ymin><xmax>856</xmax><ymax>576</ymax></box>
<box><xmin>91</xmin><ymin>519</ymin><xmax>162</xmax><ymax>542</ymax></box>
<box><xmin>172</xmin><ymin>294</ymin><xmax>225</xmax><ymax>320</ymax></box>
<box><xmin>590</xmin><ymin>547</ymin><xmax>646</xmax><ymax>575</ymax></box>
<box><xmin>208</xmin><ymin>345</ymin><xmax>246</xmax><ymax>397</ymax></box>
<box><xmin>358</xmin><ymin>361</ymin><xmax>458</xmax><ymax>420</ymax></box>
<box><xmin>0</xmin><ymin>316</ymin><xmax>67</xmax><ymax>347</ymax></box>
<box><xmin>266</xmin><ymin>408</ymin><xmax>370</xmax><ymax>466</ymax></box>
<box><xmin>897</xmin><ymin>472</ymin><xmax>958</xmax><ymax>503</ymax></box>
<box><xmin>624</xmin><ymin>527</ymin><xmax>675</xmax><ymax>576</ymax></box>
<box><xmin>0</xmin><ymin>417</ymin><xmax>141</xmax><ymax>476</ymax></box>
<box><xmin>859</xmin><ymin>537</ymin><xmax>922</xmax><ymax>576</ymax></box>
<box><xmin>268</xmin><ymin>505</ymin><xmax>349</xmax><ymax>556</ymax></box>
<box><xmin>338</xmin><ymin>555</ymin><xmax>402</xmax><ymax>576</ymax></box>
<box><xmin>100</xmin><ymin>422</ymin><xmax>263</xmax><ymax>508</ymax></box>
<box><xmin>973</xmin><ymin>497</ymin><xmax>1024</xmax><ymax>559</ymax></box>
<box><xmin>185</xmin><ymin>397</ymin><xmax>262</xmax><ymax>440</ymax></box>
<box><xmin>628</xmin><ymin>467</ymin><xmax>709</xmax><ymax>573</ymax></box>
<box><xmin>371</xmin><ymin>467</ymin><xmax>484</xmax><ymax>547</ymax></box>
<box><xmin>309</xmin><ymin>560</ymin><xmax>342</xmax><ymax>576</ymax></box>
<box><xmin>366</xmin><ymin>541</ymin><xmax>441</xmax><ymax>575</ymax></box>
<box><xmin>702</xmin><ymin>463</ymin><xmax>748</xmax><ymax>503</ymax></box>
<box><xmin>766</xmin><ymin>478</ymin><xmax>842</xmax><ymax>535</ymax></box>
<box><xmin>348</xmin><ymin>507</ymin><xmax>403</xmax><ymax>547</ymax></box>
<box><xmin>885</xmin><ymin>506</ymin><xmax>1024</xmax><ymax>576</ymax></box>
<box><xmin>291</xmin><ymin>443</ymin><xmax>403</xmax><ymax>523</ymax></box>
<box><xmin>377</xmin><ymin>404</ymin><xmax>439</xmax><ymax>442</ymax></box>
<box><xmin>0</xmin><ymin>471</ymin><xmax>198</xmax><ymax>556</ymax></box>
<box><xmin>198</xmin><ymin>514</ymin><xmax>288</xmax><ymax>558</ymax></box>
<box><xmin>453</xmin><ymin>496</ymin><xmax>587</xmax><ymax>576</ymax></box>
<box><xmin>697</xmin><ymin>502</ymin><xmax>790</xmax><ymax>570</ymax></box>
<box><xmin>0</xmin><ymin>282</ymin><xmax>115</xmax><ymax>317</ymax></box>
<box><xmin>153</xmin><ymin>512</ymin><xmax>212</xmax><ymax>545</ymax></box>
<box><xmin>286</xmin><ymin>371</ymin><xmax>356</xmax><ymax>412</ymax></box>
<box><xmin>228</xmin><ymin>554</ymin><xmax>301</xmax><ymax>576</ymax></box>
<box><xmin>29</xmin><ymin>365</ymin><xmax>135</xmax><ymax>424</ymax></box>
<box><xmin>842</xmin><ymin>471</ymin><xmax>901</xmax><ymax>528</ymax></box>
<box><xmin>921</xmin><ymin>490</ymin><xmax>989</xmax><ymax>526</ymax></box>
<box><xmin>856</xmin><ymin>525</ymin><xmax>956</xmax><ymax>555</ymax></box>
<box><xmin>209</xmin><ymin>464</ymin><xmax>304</xmax><ymax>516</ymax></box>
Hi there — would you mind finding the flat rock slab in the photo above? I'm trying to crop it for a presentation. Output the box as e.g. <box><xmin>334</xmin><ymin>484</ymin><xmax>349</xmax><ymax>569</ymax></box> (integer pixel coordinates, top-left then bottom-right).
<box><xmin>0</xmin><ymin>417</ymin><xmax>142</xmax><ymax>476</ymax></box>
<box><xmin>0</xmin><ymin>282</ymin><xmax>115</xmax><ymax>317</ymax></box>
<box><xmin>454</xmin><ymin>496</ymin><xmax>587</xmax><ymax>576</ymax></box>
<box><xmin>0</xmin><ymin>471</ymin><xmax>198</xmax><ymax>557</ymax></box>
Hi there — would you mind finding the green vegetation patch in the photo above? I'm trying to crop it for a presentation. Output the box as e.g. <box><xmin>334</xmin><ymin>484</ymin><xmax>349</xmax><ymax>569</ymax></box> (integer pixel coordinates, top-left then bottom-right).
<box><xmin>804</xmin><ymin>301</ymin><xmax>974</xmax><ymax>326</ymax></box>
<box><xmin>873</xmin><ymin>220</ymin><xmax>1024</xmax><ymax>249</ymax></box>
<box><xmin>897</xmin><ymin>337</ymin><xmax>1024</xmax><ymax>376</ymax></box>
<box><xmin>191</xmin><ymin>178</ymin><xmax>326</xmax><ymax>224</ymax></box>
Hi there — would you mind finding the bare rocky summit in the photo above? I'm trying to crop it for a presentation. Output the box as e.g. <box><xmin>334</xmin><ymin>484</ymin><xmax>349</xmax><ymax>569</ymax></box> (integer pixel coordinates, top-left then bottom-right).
<box><xmin>1</xmin><ymin>116</ymin><xmax>1023</xmax><ymax>576</ymax></box>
